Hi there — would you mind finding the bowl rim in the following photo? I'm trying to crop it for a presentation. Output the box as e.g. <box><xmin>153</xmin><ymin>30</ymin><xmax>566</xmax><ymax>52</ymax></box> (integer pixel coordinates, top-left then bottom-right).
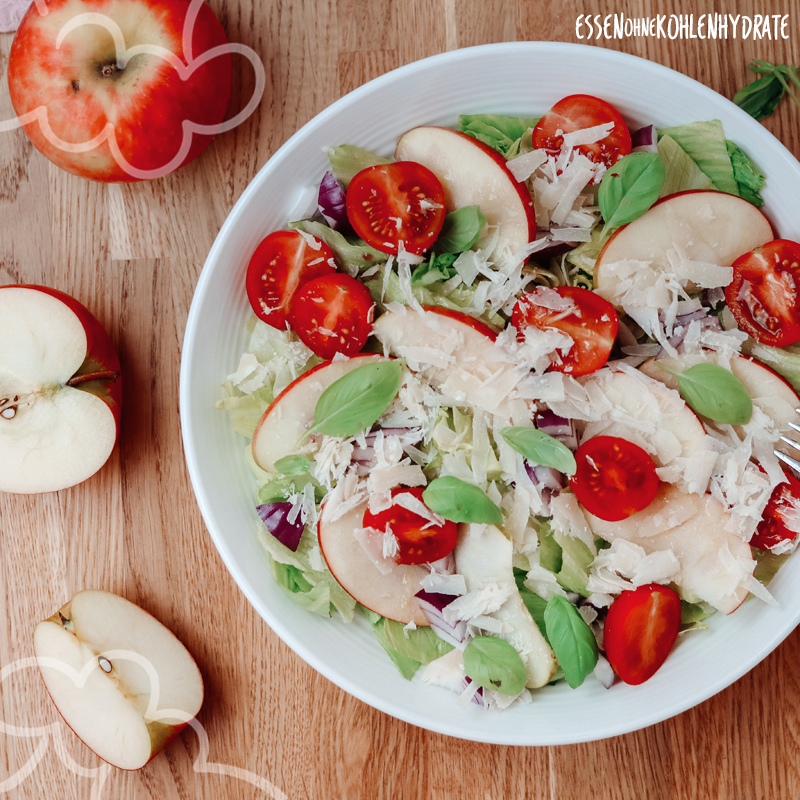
<box><xmin>180</xmin><ymin>40</ymin><xmax>800</xmax><ymax>745</ymax></box>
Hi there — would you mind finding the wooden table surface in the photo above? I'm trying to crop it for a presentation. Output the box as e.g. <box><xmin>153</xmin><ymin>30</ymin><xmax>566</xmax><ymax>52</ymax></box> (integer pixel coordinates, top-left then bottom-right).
<box><xmin>2</xmin><ymin>0</ymin><xmax>800</xmax><ymax>797</ymax></box>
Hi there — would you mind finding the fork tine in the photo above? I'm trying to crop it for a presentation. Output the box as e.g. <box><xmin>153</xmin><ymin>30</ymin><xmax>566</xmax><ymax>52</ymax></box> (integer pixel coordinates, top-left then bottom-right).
<box><xmin>777</xmin><ymin>449</ymin><xmax>800</xmax><ymax>475</ymax></box>
<box><xmin>789</xmin><ymin>421</ymin><xmax>800</xmax><ymax>435</ymax></box>
<box><xmin>780</xmin><ymin>435</ymin><xmax>800</xmax><ymax>453</ymax></box>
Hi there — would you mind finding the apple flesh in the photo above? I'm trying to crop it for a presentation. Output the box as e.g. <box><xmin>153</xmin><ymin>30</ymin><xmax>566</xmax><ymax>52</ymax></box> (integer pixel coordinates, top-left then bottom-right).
<box><xmin>318</xmin><ymin>499</ymin><xmax>429</xmax><ymax>625</ymax></box>
<box><xmin>584</xmin><ymin>484</ymin><xmax>752</xmax><ymax>614</ymax></box>
<box><xmin>372</xmin><ymin>306</ymin><xmax>526</xmax><ymax>419</ymax></box>
<box><xmin>8</xmin><ymin>0</ymin><xmax>232</xmax><ymax>181</ymax></box>
<box><xmin>594</xmin><ymin>190</ymin><xmax>774</xmax><ymax>303</ymax></box>
<box><xmin>394</xmin><ymin>127</ymin><xmax>536</xmax><ymax>265</ymax></box>
<box><xmin>0</xmin><ymin>286</ymin><xmax>121</xmax><ymax>494</ymax></box>
<box><xmin>251</xmin><ymin>353</ymin><xmax>384</xmax><ymax>474</ymax></box>
<box><xmin>34</xmin><ymin>590</ymin><xmax>204</xmax><ymax>770</ymax></box>
<box><xmin>640</xmin><ymin>353</ymin><xmax>800</xmax><ymax>456</ymax></box>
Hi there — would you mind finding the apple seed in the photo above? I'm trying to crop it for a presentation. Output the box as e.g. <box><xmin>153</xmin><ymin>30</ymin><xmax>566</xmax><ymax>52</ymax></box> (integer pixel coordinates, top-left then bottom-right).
<box><xmin>98</xmin><ymin>655</ymin><xmax>112</xmax><ymax>674</ymax></box>
<box><xmin>1</xmin><ymin>407</ymin><xmax>15</xmax><ymax>420</ymax></box>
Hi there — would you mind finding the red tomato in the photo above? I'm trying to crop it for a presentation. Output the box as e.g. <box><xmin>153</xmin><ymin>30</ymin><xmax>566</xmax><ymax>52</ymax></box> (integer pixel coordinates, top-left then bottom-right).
<box><xmin>751</xmin><ymin>470</ymin><xmax>800</xmax><ymax>550</ymax></box>
<box><xmin>532</xmin><ymin>95</ymin><xmax>632</xmax><ymax>169</ymax></box>
<box><xmin>725</xmin><ymin>239</ymin><xmax>800</xmax><ymax>347</ymax></box>
<box><xmin>571</xmin><ymin>436</ymin><xmax>659</xmax><ymax>521</ymax></box>
<box><xmin>363</xmin><ymin>487</ymin><xmax>458</xmax><ymax>565</ymax></box>
<box><xmin>246</xmin><ymin>231</ymin><xmax>336</xmax><ymax>330</ymax></box>
<box><xmin>604</xmin><ymin>584</ymin><xmax>682</xmax><ymax>685</ymax></box>
<box><xmin>345</xmin><ymin>162</ymin><xmax>447</xmax><ymax>256</ymax></box>
<box><xmin>512</xmin><ymin>286</ymin><xmax>619</xmax><ymax>376</ymax></box>
<box><xmin>288</xmin><ymin>273</ymin><xmax>375</xmax><ymax>360</ymax></box>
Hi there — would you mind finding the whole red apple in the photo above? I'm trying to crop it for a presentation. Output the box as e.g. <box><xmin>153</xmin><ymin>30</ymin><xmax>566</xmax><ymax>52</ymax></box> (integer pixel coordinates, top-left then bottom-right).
<box><xmin>0</xmin><ymin>285</ymin><xmax>122</xmax><ymax>493</ymax></box>
<box><xmin>7</xmin><ymin>0</ymin><xmax>233</xmax><ymax>182</ymax></box>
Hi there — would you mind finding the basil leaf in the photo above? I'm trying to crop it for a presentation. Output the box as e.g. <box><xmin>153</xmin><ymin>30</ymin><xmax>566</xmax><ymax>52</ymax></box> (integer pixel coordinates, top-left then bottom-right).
<box><xmin>273</xmin><ymin>455</ymin><xmax>311</xmax><ymax>476</ymax></box>
<box><xmin>411</xmin><ymin>252</ymin><xmax>458</xmax><ymax>287</ymax></box>
<box><xmin>513</xmin><ymin>568</ymin><xmax>549</xmax><ymax>642</ymax></box>
<box><xmin>734</xmin><ymin>71</ymin><xmax>785</xmax><ymax>120</ymax></box>
<box><xmin>434</xmin><ymin>206</ymin><xmax>487</xmax><ymax>254</ymax></box>
<box><xmin>463</xmin><ymin>636</ymin><xmax>527</xmax><ymax>696</ymax></box>
<box><xmin>599</xmin><ymin>152</ymin><xmax>666</xmax><ymax>230</ymax></box>
<box><xmin>383</xmin><ymin>619</ymin><xmax>454</xmax><ymax>664</ymax></box>
<box><xmin>326</xmin><ymin>145</ymin><xmax>391</xmax><ymax>186</ymax></box>
<box><xmin>500</xmin><ymin>427</ymin><xmax>576</xmax><ymax>475</ymax></box>
<box><xmin>543</xmin><ymin>595</ymin><xmax>598</xmax><ymax>689</ymax></box>
<box><xmin>422</xmin><ymin>476</ymin><xmax>503</xmax><ymax>524</ymax></box>
<box><xmin>311</xmin><ymin>360</ymin><xmax>403</xmax><ymax>437</ymax></box>
<box><xmin>660</xmin><ymin>362</ymin><xmax>753</xmax><ymax>425</ymax></box>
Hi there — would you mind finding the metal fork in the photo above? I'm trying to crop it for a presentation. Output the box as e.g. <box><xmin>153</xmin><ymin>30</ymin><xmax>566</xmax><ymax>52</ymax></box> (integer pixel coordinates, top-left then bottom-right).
<box><xmin>776</xmin><ymin>411</ymin><xmax>800</xmax><ymax>474</ymax></box>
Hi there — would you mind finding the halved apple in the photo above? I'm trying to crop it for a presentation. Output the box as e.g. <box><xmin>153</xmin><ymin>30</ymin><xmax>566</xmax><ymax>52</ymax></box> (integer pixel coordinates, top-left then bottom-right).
<box><xmin>594</xmin><ymin>190</ymin><xmax>774</xmax><ymax>304</ymax></box>
<box><xmin>394</xmin><ymin>127</ymin><xmax>536</xmax><ymax>265</ymax></box>
<box><xmin>372</xmin><ymin>306</ymin><xmax>526</xmax><ymax>419</ymax></box>
<box><xmin>318</xmin><ymin>498</ymin><xmax>429</xmax><ymax>625</ymax></box>
<box><xmin>0</xmin><ymin>286</ymin><xmax>121</xmax><ymax>494</ymax></box>
<box><xmin>34</xmin><ymin>591</ymin><xmax>204</xmax><ymax>770</ymax></box>
<box><xmin>641</xmin><ymin>353</ymin><xmax>800</xmax><ymax>455</ymax></box>
<box><xmin>585</xmin><ymin>484</ymin><xmax>753</xmax><ymax>614</ymax></box>
<box><xmin>252</xmin><ymin>353</ymin><xmax>384</xmax><ymax>473</ymax></box>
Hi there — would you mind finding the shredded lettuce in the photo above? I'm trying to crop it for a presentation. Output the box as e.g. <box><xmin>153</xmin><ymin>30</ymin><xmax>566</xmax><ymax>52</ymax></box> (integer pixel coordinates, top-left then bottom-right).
<box><xmin>269</xmin><ymin>557</ymin><xmax>333</xmax><ymax>617</ymax></box>
<box><xmin>459</xmin><ymin>114</ymin><xmax>539</xmax><ymax>157</ymax></box>
<box><xmin>564</xmin><ymin>226</ymin><xmax>606</xmax><ymax>279</ymax></box>
<box><xmin>657</xmin><ymin>134</ymin><xmax>714</xmax><ymax>197</ymax></box>
<box><xmin>753</xmin><ymin>547</ymin><xmax>791</xmax><ymax>586</ymax></box>
<box><xmin>742</xmin><ymin>339</ymin><xmax>800</xmax><ymax>393</ymax></box>
<box><xmin>383</xmin><ymin>619</ymin><xmax>454</xmax><ymax>663</ymax></box>
<box><xmin>412</xmin><ymin>253</ymin><xmax>458</xmax><ymax>287</ymax></box>
<box><xmin>326</xmin><ymin>144</ymin><xmax>391</xmax><ymax>186</ymax></box>
<box><xmin>656</xmin><ymin>120</ymin><xmax>739</xmax><ymax>196</ymax></box>
<box><xmin>290</xmin><ymin>219</ymin><xmax>388</xmax><ymax>273</ymax></box>
<box><xmin>552</xmin><ymin>530</ymin><xmax>594</xmax><ymax>596</ymax></box>
<box><xmin>369</xmin><ymin>617</ymin><xmax>420</xmax><ymax>679</ymax></box>
<box><xmin>679</xmin><ymin>599</ymin><xmax>716</xmax><ymax>633</ymax></box>
<box><xmin>726</xmin><ymin>140</ymin><xmax>766</xmax><ymax>207</ymax></box>
<box><xmin>537</xmin><ymin>521</ymin><xmax>563</xmax><ymax>573</ymax></box>
<box><xmin>218</xmin><ymin>383</ymin><xmax>271</xmax><ymax>438</ymax></box>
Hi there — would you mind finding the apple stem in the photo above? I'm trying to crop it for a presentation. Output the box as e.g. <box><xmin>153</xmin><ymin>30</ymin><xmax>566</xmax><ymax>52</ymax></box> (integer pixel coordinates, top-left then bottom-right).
<box><xmin>66</xmin><ymin>370</ymin><xmax>120</xmax><ymax>387</ymax></box>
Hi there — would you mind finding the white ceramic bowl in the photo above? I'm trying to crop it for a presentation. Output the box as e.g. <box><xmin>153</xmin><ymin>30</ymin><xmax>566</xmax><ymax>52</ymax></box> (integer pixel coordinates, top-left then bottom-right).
<box><xmin>180</xmin><ymin>42</ymin><xmax>800</xmax><ymax>745</ymax></box>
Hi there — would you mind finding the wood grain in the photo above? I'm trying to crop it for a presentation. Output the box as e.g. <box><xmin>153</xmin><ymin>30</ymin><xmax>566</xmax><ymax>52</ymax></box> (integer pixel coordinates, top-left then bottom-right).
<box><xmin>2</xmin><ymin>0</ymin><xmax>800</xmax><ymax>797</ymax></box>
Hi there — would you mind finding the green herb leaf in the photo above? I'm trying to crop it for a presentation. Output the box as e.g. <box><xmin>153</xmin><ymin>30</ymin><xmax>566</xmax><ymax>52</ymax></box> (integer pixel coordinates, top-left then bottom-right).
<box><xmin>659</xmin><ymin>362</ymin><xmax>753</xmax><ymax>425</ymax></box>
<box><xmin>726</xmin><ymin>140</ymin><xmax>766</xmax><ymax>206</ymax></box>
<box><xmin>599</xmin><ymin>152</ymin><xmax>666</xmax><ymax>230</ymax></box>
<box><xmin>434</xmin><ymin>206</ymin><xmax>487</xmax><ymax>254</ymax></box>
<box><xmin>752</xmin><ymin>547</ymin><xmax>791</xmax><ymax>586</ymax></box>
<box><xmin>463</xmin><ymin>636</ymin><xmax>527</xmax><ymax>695</ymax></box>
<box><xmin>383</xmin><ymin>619</ymin><xmax>454</xmax><ymax>664</ymax></box>
<box><xmin>543</xmin><ymin>595</ymin><xmax>598</xmax><ymax>689</ymax></box>
<box><xmin>422</xmin><ymin>476</ymin><xmax>503</xmax><ymax>524</ymax></box>
<box><xmin>734</xmin><ymin>71</ymin><xmax>786</xmax><ymax>120</ymax></box>
<box><xmin>657</xmin><ymin>134</ymin><xmax>715</xmax><ymax>197</ymax></box>
<box><xmin>273</xmin><ymin>455</ymin><xmax>311</xmax><ymax>476</ymax></box>
<box><xmin>411</xmin><ymin>252</ymin><xmax>459</xmax><ymax>287</ymax></box>
<box><xmin>680</xmin><ymin>599</ymin><xmax>715</xmax><ymax>633</ymax></box>
<box><xmin>326</xmin><ymin>145</ymin><xmax>391</xmax><ymax>186</ymax></box>
<box><xmin>369</xmin><ymin>617</ymin><xmax>420</xmax><ymax>680</ymax></box>
<box><xmin>311</xmin><ymin>360</ymin><xmax>403</xmax><ymax>437</ymax></box>
<box><xmin>459</xmin><ymin>114</ymin><xmax>540</xmax><ymax>156</ymax></box>
<box><xmin>537</xmin><ymin>522</ymin><xmax>562</xmax><ymax>573</ymax></box>
<box><xmin>500</xmin><ymin>427</ymin><xmax>577</xmax><ymax>475</ymax></box>
<box><xmin>513</xmin><ymin>568</ymin><xmax>550</xmax><ymax>642</ymax></box>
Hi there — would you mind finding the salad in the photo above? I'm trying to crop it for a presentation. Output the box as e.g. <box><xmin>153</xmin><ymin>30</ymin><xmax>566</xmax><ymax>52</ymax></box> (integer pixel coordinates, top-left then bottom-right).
<box><xmin>219</xmin><ymin>93</ymin><xmax>800</xmax><ymax>709</ymax></box>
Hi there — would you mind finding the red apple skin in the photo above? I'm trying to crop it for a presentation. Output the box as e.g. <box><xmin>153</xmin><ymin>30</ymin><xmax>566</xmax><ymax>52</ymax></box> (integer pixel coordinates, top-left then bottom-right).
<box><xmin>8</xmin><ymin>0</ymin><xmax>232</xmax><ymax>182</ymax></box>
<box><xmin>419</xmin><ymin>305</ymin><xmax>498</xmax><ymax>340</ymax></box>
<box><xmin>3</xmin><ymin>285</ymin><xmax>123</xmax><ymax>437</ymax></box>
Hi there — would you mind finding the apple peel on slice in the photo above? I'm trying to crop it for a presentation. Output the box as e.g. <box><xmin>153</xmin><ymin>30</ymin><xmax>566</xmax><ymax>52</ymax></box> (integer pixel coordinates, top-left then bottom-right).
<box><xmin>34</xmin><ymin>590</ymin><xmax>204</xmax><ymax>771</ymax></box>
<box><xmin>395</xmin><ymin>127</ymin><xmax>536</xmax><ymax>266</ymax></box>
<box><xmin>0</xmin><ymin>286</ymin><xmax>121</xmax><ymax>494</ymax></box>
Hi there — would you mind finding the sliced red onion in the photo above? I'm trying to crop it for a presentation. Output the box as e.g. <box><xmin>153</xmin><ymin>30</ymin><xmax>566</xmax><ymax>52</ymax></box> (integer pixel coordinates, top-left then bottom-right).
<box><xmin>674</xmin><ymin>308</ymin><xmax>710</xmax><ymax>326</ymax></box>
<box><xmin>631</xmin><ymin>124</ymin><xmax>658</xmax><ymax>153</ymax></box>
<box><xmin>415</xmin><ymin>590</ymin><xmax>468</xmax><ymax>648</ymax></box>
<box><xmin>257</xmin><ymin>502</ymin><xmax>304</xmax><ymax>552</ymax></box>
<box><xmin>535</xmin><ymin>411</ymin><xmax>579</xmax><ymax>452</ymax></box>
<box><xmin>317</xmin><ymin>171</ymin><xmax>350</xmax><ymax>232</ymax></box>
<box><xmin>655</xmin><ymin>313</ymin><xmax>722</xmax><ymax>359</ymax></box>
<box><xmin>704</xmin><ymin>287</ymin><xmax>725</xmax><ymax>308</ymax></box>
<box><xmin>460</xmin><ymin>676</ymin><xmax>487</xmax><ymax>708</ymax></box>
<box><xmin>524</xmin><ymin>460</ymin><xmax>565</xmax><ymax>493</ymax></box>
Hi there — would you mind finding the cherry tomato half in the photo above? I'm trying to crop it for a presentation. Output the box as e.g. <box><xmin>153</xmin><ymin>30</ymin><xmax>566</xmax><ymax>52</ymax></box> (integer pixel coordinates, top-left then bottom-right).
<box><xmin>245</xmin><ymin>230</ymin><xmax>336</xmax><ymax>330</ymax></box>
<box><xmin>533</xmin><ymin>95</ymin><xmax>632</xmax><ymax>170</ymax></box>
<box><xmin>288</xmin><ymin>273</ymin><xmax>375</xmax><ymax>360</ymax></box>
<box><xmin>571</xmin><ymin>436</ymin><xmax>659</xmax><ymax>521</ymax></box>
<box><xmin>751</xmin><ymin>470</ymin><xmax>800</xmax><ymax>550</ymax></box>
<box><xmin>725</xmin><ymin>239</ymin><xmax>800</xmax><ymax>347</ymax></box>
<box><xmin>362</xmin><ymin>487</ymin><xmax>457</xmax><ymax>565</ymax></box>
<box><xmin>346</xmin><ymin>162</ymin><xmax>447</xmax><ymax>256</ymax></box>
<box><xmin>512</xmin><ymin>286</ymin><xmax>619</xmax><ymax>376</ymax></box>
<box><xmin>604</xmin><ymin>584</ymin><xmax>682</xmax><ymax>685</ymax></box>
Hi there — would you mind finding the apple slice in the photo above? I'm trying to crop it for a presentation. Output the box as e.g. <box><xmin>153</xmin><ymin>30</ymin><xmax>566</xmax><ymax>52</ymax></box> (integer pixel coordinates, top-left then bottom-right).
<box><xmin>34</xmin><ymin>591</ymin><xmax>203</xmax><ymax>770</ymax></box>
<box><xmin>394</xmin><ymin>127</ymin><xmax>536</xmax><ymax>265</ymax></box>
<box><xmin>252</xmin><ymin>353</ymin><xmax>384</xmax><ymax>473</ymax></box>
<box><xmin>0</xmin><ymin>286</ymin><xmax>121</xmax><ymax>494</ymax></box>
<box><xmin>640</xmin><ymin>353</ymin><xmax>800</xmax><ymax>456</ymax></box>
<box><xmin>585</xmin><ymin>484</ymin><xmax>752</xmax><ymax>614</ymax></box>
<box><xmin>318</xmin><ymin>498</ymin><xmax>429</xmax><ymax>625</ymax></box>
<box><xmin>594</xmin><ymin>190</ymin><xmax>774</xmax><ymax>304</ymax></box>
<box><xmin>372</xmin><ymin>306</ymin><xmax>526</xmax><ymax>419</ymax></box>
